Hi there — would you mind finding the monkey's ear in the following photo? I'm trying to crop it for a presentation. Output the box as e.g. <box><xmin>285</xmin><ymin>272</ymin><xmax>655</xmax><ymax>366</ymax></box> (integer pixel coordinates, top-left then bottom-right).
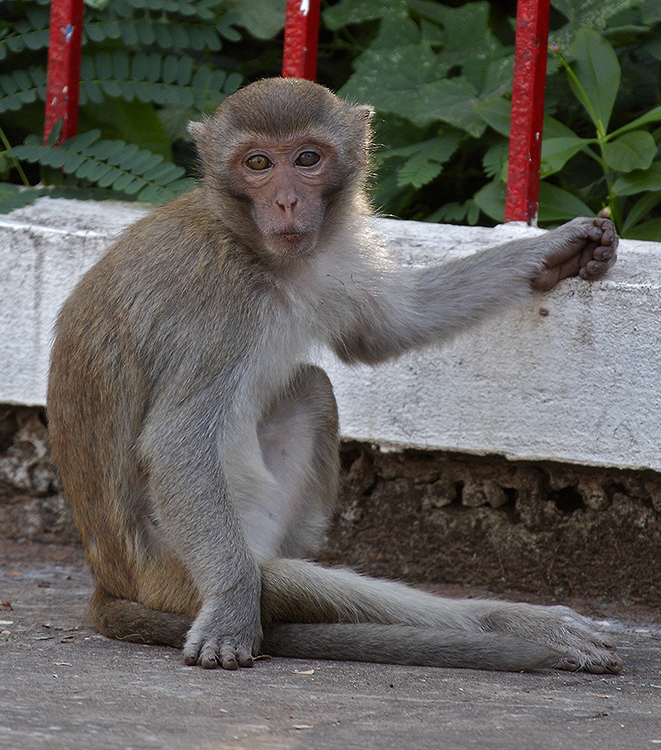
<box><xmin>187</xmin><ymin>120</ymin><xmax>208</xmax><ymax>143</ymax></box>
<box><xmin>353</xmin><ymin>105</ymin><xmax>374</xmax><ymax>123</ymax></box>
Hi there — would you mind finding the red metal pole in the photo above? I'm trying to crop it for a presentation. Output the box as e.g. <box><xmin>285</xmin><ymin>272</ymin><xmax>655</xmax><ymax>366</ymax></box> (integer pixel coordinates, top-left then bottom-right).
<box><xmin>44</xmin><ymin>0</ymin><xmax>84</xmax><ymax>145</ymax></box>
<box><xmin>505</xmin><ymin>0</ymin><xmax>550</xmax><ymax>225</ymax></box>
<box><xmin>282</xmin><ymin>0</ymin><xmax>320</xmax><ymax>81</ymax></box>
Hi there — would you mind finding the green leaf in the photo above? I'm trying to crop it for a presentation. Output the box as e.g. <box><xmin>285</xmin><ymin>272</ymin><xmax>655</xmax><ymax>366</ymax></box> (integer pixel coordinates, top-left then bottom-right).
<box><xmin>323</xmin><ymin>0</ymin><xmax>397</xmax><ymax>29</ymax></box>
<box><xmin>339</xmin><ymin>44</ymin><xmax>436</xmax><ymax>120</ymax></box>
<box><xmin>622</xmin><ymin>191</ymin><xmax>661</xmax><ymax>234</ymax></box>
<box><xmin>608</xmin><ymin>106</ymin><xmax>661</xmax><ymax>140</ymax></box>
<box><xmin>612</xmin><ymin>162</ymin><xmax>661</xmax><ymax>196</ymax></box>
<box><xmin>567</xmin><ymin>28</ymin><xmax>620</xmax><ymax>133</ymax></box>
<box><xmin>482</xmin><ymin>141</ymin><xmax>508</xmax><ymax>180</ymax></box>
<box><xmin>62</xmin><ymin>154</ymin><xmax>87</xmax><ymax>174</ymax></box>
<box><xmin>415</xmin><ymin>57</ymin><xmax>513</xmax><ymax>135</ymax></box>
<box><xmin>623</xmin><ymin>218</ymin><xmax>661</xmax><ymax>241</ymax></box>
<box><xmin>79</xmin><ymin>98</ymin><xmax>172</xmax><ymax>160</ymax></box>
<box><xmin>412</xmin><ymin>1</ymin><xmax>501</xmax><ymax>70</ymax></box>
<box><xmin>551</xmin><ymin>0</ymin><xmax>640</xmax><ymax>49</ymax></box>
<box><xmin>537</xmin><ymin>183</ymin><xmax>594</xmax><ymax>223</ymax></box>
<box><xmin>63</xmin><ymin>129</ymin><xmax>101</xmax><ymax>151</ymax></box>
<box><xmin>473</xmin><ymin>179</ymin><xmax>506</xmax><ymax>223</ymax></box>
<box><xmin>415</xmin><ymin>77</ymin><xmax>483</xmax><ymax>135</ymax></box>
<box><xmin>98</xmin><ymin>166</ymin><xmax>123</xmax><ymax>188</ymax></box>
<box><xmin>0</xmin><ymin>184</ymin><xmax>42</xmax><ymax>214</ymax></box>
<box><xmin>47</xmin><ymin>120</ymin><xmax>64</xmax><ymax>147</ymax></box>
<box><xmin>222</xmin><ymin>0</ymin><xmax>286</xmax><ymax>39</ymax></box>
<box><xmin>474</xmin><ymin>98</ymin><xmax>511</xmax><ymax>137</ymax></box>
<box><xmin>111</xmin><ymin>172</ymin><xmax>135</xmax><ymax>192</ymax></box>
<box><xmin>603</xmin><ymin>131</ymin><xmax>657</xmax><ymax>173</ymax></box>
<box><xmin>142</xmin><ymin>161</ymin><xmax>184</xmax><ymax>183</ymax></box>
<box><xmin>541</xmin><ymin>136</ymin><xmax>595</xmax><ymax>177</ymax></box>
<box><xmin>116</xmin><ymin>144</ymin><xmax>141</xmax><ymax>170</ymax></box>
<box><xmin>475</xmin><ymin>99</ymin><xmax>576</xmax><ymax>140</ymax></box>
<box><xmin>396</xmin><ymin>133</ymin><xmax>462</xmax><ymax>188</ymax></box>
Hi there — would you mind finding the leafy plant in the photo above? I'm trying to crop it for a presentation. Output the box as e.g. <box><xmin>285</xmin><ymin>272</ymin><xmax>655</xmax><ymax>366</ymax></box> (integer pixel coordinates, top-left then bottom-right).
<box><xmin>1</xmin><ymin>0</ymin><xmax>661</xmax><ymax>235</ymax></box>
<box><xmin>0</xmin><ymin>0</ymin><xmax>245</xmax><ymax>211</ymax></box>
<box><xmin>12</xmin><ymin>128</ymin><xmax>195</xmax><ymax>204</ymax></box>
<box><xmin>323</xmin><ymin>0</ymin><xmax>661</xmax><ymax>235</ymax></box>
<box><xmin>473</xmin><ymin>27</ymin><xmax>661</xmax><ymax>237</ymax></box>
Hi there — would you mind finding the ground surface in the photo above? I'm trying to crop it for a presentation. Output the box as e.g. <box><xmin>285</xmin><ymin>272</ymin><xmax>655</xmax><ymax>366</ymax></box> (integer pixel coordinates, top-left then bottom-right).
<box><xmin>2</xmin><ymin>540</ymin><xmax>661</xmax><ymax>750</ymax></box>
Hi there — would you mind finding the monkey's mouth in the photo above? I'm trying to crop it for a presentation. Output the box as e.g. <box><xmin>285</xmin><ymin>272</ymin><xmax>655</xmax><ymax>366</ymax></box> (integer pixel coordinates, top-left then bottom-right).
<box><xmin>270</xmin><ymin>229</ymin><xmax>309</xmax><ymax>244</ymax></box>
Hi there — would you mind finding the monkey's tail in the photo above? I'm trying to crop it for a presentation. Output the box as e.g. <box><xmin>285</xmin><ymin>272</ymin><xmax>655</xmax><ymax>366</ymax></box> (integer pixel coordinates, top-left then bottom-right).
<box><xmin>87</xmin><ymin>586</ymin><xmax>191</xmax><ymax>648</ymax></box>
<box><xmin>261</xmin><ymin>622</ymin><xmax>558</xmax><ymax>672</ymax></box>
<box><xmin>259</xmin><ymin>559</ymin><xmax>562</xmax><ymax>672</ymax></box>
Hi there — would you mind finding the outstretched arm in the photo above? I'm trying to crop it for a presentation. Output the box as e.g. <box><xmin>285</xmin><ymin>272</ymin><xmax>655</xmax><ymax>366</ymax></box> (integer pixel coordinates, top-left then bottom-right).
<box><xmin>332</xmin><ymin>217</ymin><xmax>618</xmax><ymax>365</ymax></box>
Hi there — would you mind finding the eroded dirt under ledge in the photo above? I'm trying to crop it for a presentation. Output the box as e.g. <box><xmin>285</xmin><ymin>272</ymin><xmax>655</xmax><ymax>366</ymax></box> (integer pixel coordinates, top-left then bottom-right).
<box><xmin>318</xmin><ymin>442</ymin><xmax>661</xmax><ymax>608</ymax></box>
<box><xmin>1</xmin><ymin>405</ymin><xmax>660</xmax><ymax>606</ymax></box>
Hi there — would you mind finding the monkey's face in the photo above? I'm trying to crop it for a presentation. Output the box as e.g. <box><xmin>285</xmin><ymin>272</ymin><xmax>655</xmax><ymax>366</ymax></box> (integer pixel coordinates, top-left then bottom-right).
<box><xmin>225</xmin><ymin>136</ymin><xmax>342</xmax><ymax>260</ymax></box>
<box><xmin>189</xmin><ymin>78</ymin><xmax>374</xmax><ymax>265</ymax></box>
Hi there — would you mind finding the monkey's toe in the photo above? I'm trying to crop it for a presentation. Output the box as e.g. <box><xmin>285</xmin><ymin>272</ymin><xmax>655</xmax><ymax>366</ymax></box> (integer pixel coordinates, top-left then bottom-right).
<box><xmin>553</xmin><ymin>656</ymin><xmax>581</xmax><ymax>672</ymax></box>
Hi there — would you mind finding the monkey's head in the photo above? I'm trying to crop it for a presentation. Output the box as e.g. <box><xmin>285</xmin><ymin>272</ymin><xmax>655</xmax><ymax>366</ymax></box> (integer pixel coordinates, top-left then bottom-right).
<box><xmin>189</xmin><ymin>77</ymin><xmax>374</xmax><ymax>263</ymax></box>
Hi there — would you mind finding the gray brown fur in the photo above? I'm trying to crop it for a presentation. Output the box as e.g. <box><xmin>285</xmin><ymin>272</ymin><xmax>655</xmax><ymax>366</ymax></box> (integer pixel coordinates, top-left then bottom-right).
<box><xmin>48</xmin><ymin>77</ymin><xmax>620</xmax><ymax>674</ymax></box>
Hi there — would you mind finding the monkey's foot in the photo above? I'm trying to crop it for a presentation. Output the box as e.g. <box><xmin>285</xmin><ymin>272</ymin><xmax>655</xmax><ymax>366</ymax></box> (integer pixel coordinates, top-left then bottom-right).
<box><xmin>183</xmin><ymin>608</ymin><xmax>262</xmax><ymax>670</ymax></box>
<box><xmin>478</xmin><ymin>602</ymin><xmax>622</xmax><ymax>674</ymax></box>
<box><xmin>542</xmin><ymin>606</ymin><xmax>621</xmax><ymax>674</ymax></box>
<box><xmin>533</xmin><ymin>216</ymin><xmax>618</xmax><ymax>291</ymax></box>
<box><xmin>183</xmin><ymin>629</ymin><xmax>260</xmax><ymax>670</ymax></box>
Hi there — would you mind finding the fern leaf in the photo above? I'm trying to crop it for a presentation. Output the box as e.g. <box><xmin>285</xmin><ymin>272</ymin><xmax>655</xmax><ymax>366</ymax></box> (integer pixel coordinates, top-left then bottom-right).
<box><xmin>78</xmin><ymin>52</ymin><xmax>240</xmax><ymax>111</ymax></box>
<box><xmin>62</xmin><ymin>130</ymin><xmax>101</xmax><ymax>151</ymax></box>
<box><xmin>0</xmin><ymin>14</ymin><xmax>50</xmax><ymax>59</ymax></box>
<box><xmin>0</xmin><ymin>184</ymin><xmax>44</xmax><ymax>214</ymax></box>
<box><xmin>0</xmin><ymin>67</ymin><xmax>46</xmax><ymax>114</ymax></box>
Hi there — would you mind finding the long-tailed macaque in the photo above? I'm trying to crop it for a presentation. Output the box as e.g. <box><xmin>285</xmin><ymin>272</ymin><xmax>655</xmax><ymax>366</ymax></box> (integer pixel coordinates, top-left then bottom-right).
<box><xmin>47</xmin><ymin>77</ymin><xmax>620</xmax><ymax>674</ymax></box>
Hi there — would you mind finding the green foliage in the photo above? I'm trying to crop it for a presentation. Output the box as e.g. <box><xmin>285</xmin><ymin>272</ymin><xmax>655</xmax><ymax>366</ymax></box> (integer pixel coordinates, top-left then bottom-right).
<box><xmin>0</xmin><ymin>0</ymin><xmax>244</xmax><ymax>203</ymax></box>
<box><xmin>324</xmin><ymin>0</ymin><xmax>661</xmax><ymax>236</ymax></box>
<box><xmin>475</xmin><ymin>28</ymin><xmax>661</xmax><ymax>236</ymax></box>
<box><xmin>11</xmin><ymin>129</ymin><xmax>195</xmax><ymax>204</ymax></box>
<box><xmin>2</xmin><ymin>0</ymin><xmax>661</xmax><ymax>237</ymax></box>
<box><xmin>0</xmin><ymin>183</ymin><xmax>47</xmax><ymax>213</ymax></box>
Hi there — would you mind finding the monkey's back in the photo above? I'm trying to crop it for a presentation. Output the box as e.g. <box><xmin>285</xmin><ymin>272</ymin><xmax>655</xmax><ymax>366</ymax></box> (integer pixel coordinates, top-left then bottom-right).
<box><xmin>47</xmin><ymin>190</ymin><xmax>266</xmax><ymax>608</ymax></box>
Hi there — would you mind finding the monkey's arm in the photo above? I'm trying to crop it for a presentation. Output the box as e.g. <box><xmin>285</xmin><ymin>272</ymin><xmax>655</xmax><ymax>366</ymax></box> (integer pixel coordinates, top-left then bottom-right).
<box><xmin>140</xmin><ymin>393</ymin><xmax>262</xmax><ymax>670</ymax></box>
<box><xmin>332</xmin><ymin>216</ymin><xmax>617</xmax><ymax>365</ymax></box>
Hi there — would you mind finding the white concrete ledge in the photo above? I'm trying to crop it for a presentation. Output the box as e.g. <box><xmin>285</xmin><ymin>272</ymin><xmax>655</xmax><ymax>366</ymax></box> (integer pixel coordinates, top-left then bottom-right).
<box><xmin>1</xmin><ymin>197</ymin><xmax>659</xmax><ymax>472</ymax></box>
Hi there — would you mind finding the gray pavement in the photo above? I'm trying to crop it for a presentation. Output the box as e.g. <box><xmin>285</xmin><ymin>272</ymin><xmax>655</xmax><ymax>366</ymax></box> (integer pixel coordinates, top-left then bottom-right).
<box><xmin>2</xmin><ymin>542</ymin><xmax>661</xmax><ymax>750</ymax></box>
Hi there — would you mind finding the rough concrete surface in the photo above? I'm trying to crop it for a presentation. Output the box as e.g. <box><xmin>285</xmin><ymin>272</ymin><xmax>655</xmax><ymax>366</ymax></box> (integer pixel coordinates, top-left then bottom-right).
<box><xmin>1</xmin><ymin>539</ymin><xmax>661</xmax><ymax>750</ymax></box>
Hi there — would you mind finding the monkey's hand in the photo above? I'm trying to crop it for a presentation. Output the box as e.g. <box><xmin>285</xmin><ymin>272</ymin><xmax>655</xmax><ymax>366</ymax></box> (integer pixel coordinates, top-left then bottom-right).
<box><xmin>531</xmin><ymin>216</ymin><xmax>618</xmax><ymax>292</ymax></box>
<box><xmin>183</xmin><ymin>579</ymin><xmax>263</xmax><ymax>670</ymax></box>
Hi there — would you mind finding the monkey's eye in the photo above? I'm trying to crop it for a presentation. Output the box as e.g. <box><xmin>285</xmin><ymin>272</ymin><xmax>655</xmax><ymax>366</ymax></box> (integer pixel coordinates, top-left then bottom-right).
<box><xmin>246</xmin><ymin>155</ymin><xmax>272</xmax><ymax>171</ymax></box>
<box><xmin>295</xmin><ymin>151</ymin><xmax>321</xmax><ymax>167</ymax></box>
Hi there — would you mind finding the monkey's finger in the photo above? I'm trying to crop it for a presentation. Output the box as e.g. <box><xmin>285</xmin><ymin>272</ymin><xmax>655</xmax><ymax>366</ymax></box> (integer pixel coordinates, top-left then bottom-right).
<box><xmin>553</xmin><ymin>655</ymin><xmax>581</xmax><ymax>672</ymax></box>
<box><xmin>579</xmin><ymin>259</ymin><xmax>610</xmax><ymax>280</ymax></box>
<box><xmin>219</xmin><ymin>644</ymin><xmax>241</xmax><ymax>670</ymax></box>
<box><xmin>198</xmin><ymin>643</ymin><xmax>221</xmax><ymax>669</ymax></box>
<box><xmin>236</xmin><ymin>647</ymin><xmax>254</xmax><ymax>668</ymax></box>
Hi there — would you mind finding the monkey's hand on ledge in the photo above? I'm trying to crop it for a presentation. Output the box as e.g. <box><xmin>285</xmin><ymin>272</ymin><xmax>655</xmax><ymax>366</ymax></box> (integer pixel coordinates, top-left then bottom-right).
<box><xmin>531</xmin><ymin>216</ymin><xmax>618</xmax><ymax>292</ymax></box>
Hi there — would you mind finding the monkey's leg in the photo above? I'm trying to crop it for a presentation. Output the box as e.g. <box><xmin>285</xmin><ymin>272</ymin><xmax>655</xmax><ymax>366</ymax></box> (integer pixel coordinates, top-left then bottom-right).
<box><xmin>262</xmin><ymin>623</ymin><xmax>560</xmax><ymax>671</ymax></box>
<box><xmin>259</xmin><ymin>559</ymin><xmax>621</xmax><ymax>674</ymax></box>
<box><xmin>246</xmin><ymin>363</ymin><xmax>340</xmax><ymax>560</ymax></box>
<box><xmin>251</xmin><ymin>367</ymin><xmax>620</xmax><ymax>674</ymax></box>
